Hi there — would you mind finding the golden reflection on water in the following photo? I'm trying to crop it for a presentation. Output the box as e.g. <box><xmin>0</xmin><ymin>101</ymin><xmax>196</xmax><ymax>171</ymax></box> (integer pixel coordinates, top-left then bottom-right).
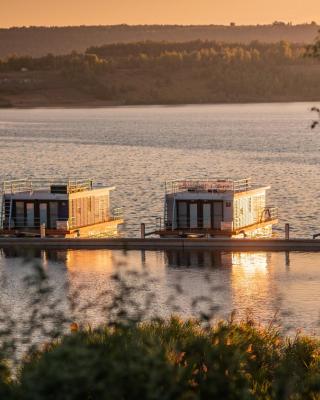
<box><xmin>232</xmin><ymin>252</ymin><xmax>268</xmax><ymax>274</ymax></box>
<box><xmin>0</xmin><ymin>248</ymin><xmax>320</xmax><ymax>333</ymax></box>
<box><xmin>230</xmin><ymin>252</ymin><xmax>274</xmax><ymax>314</ymax></box>
<box><xmin>64</xmin><ymin>249</ymin><xmax>166</xmax><ymax>275</ymax></box>
<box><xmin>65</xmin><ymin>249</ymin><xmax>114</xmax><ymax>274</ymax></box>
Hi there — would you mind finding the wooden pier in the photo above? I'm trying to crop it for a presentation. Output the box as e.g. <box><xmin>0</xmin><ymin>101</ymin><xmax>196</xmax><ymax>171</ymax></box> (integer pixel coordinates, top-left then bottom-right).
<box><xmin>0</xmin><ymin>237</ymin><xmax>320</xmax><ymax>251</ymax></box>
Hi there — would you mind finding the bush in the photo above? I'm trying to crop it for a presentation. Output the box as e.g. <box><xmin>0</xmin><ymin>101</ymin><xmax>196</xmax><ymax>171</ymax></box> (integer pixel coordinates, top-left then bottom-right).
<box><xmin>0</xmin><ymin>357</ymin><xmax>14</xmax><ymax>399</ymax></box>
<box><xmin>12</xmin><ymin>318</ymin><xmax>320</xmax><ymax>400</ymax></box>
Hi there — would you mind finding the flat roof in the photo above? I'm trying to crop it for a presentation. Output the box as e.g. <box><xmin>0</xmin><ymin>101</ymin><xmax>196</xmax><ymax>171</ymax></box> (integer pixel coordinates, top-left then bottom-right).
<box><xmin>3</xmin><ymin>185</ymin><xmax>115</xmax><ymax>200</ymax></box>
<box><xmin>2</xmin><ymin>179</ymin><xmax>114</xmax><ymax>197</ymax></box>
<box><xmin>165</xmin><ymin>178</ymin><xmax>269</xmax><ymax>196</ymax></box>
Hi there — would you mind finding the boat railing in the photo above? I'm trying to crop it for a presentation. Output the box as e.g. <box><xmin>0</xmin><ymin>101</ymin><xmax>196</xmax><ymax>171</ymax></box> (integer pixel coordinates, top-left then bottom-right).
<box><xmin>2</xmin><ymin>179</ymin><xmax>33</xmax><ymax>195</ymax></box>
<box><xmin>259</xmin><ymin>206</ymin><xmax>278</xmax><ymax>223</ymax></box>
<box><xmin>2</xmin><ymin>178</ymin><xmax>94</xmax><ymax>195</ymax></box>
<box><xmin>1</xmin><ymin>217</ymin><xmax>75</xmax><ymax>231</ymax></box>
<box><xmin>160</xmin><ymin>207</ymin><xmax>278</xmax><ymax>232</ymax></box>
<box><xmin>165</xmin><ymin>178</ymin><xmax>252</xmax><ymax>195</ymax></box>
<box><xmin>159</xmin><ymin>217</ymin><xmax>232</xmax><ymax>232</ymax></box>
<box><xmin>111</xmin><ymin>207</ymin><xmax>124</xmax><ymax>220</ymax></box>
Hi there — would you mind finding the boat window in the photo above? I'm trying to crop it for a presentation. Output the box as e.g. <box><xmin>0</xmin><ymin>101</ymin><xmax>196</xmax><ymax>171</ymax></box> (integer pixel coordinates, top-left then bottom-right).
<box><xmin>15</xmin><ymin>202</ymin><xmax>24</xmax><ymax>228</ymax></box>
<box><xmin>213</xmin><ymin>202</ymin><xmax>223</xmax><ymax>230</ymax></box>
<box><xmin>49</xmin><ymin>202</ymin><xmax>58</xmax><ymax>229</ymax></box>
<box><xmin>26</xmin><ymin>203</ymin><xmax>34</xmax><ymax>228</ymax></box>
<box><xmin>190</xmin><ymin>203</ymin><xmax>198</xmax><ymax>229</ymax></box>
<box><xmin>39</xmin><ymin>203</ymin><xmax>48</xmax><ymax>227</ymax></box>
<box><xmin>203</xmin><ymin>203</ymin><xmax>211</xmax><ymax>229</ymax></box>
<box><xmin>178</xmin><ymin>202</ymin><xmax>187</xmax><ymax>228</ymax></box>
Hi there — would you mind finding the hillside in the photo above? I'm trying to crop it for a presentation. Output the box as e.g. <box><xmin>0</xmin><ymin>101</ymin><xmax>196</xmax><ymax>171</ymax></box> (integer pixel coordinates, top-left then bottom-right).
<box><xmin>0</xmin><ymin>41</ymin><xmax>319</xmax><ymax>108</ymax></box>
<box><xmin>0</xmin><ymin>23</ymin><xmax>319</xmax><ymax>58</ymax></box>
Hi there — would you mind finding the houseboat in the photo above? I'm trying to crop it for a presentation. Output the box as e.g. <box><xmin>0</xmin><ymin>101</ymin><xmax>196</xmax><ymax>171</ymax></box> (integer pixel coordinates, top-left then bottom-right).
<box><xmin>0</xmin><ymin>179</ymin><xmax>123</xmax><ymax>238</ymax></box>
<box><xmin>155</xmin><ymin>178</ymin><xmax>278</xmax><ymax>238</ymax></box>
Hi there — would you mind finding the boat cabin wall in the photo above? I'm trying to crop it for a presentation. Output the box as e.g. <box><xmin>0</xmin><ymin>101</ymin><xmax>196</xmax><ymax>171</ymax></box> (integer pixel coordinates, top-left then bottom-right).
<box><xmin>165</xmin><ymin>189</ymin><xmax>268</xmax><ymax>231</ymax></box>
<box><xmin>4</xmin><ymin>199</ymin><xmax>69</xmax><ymax>230</ymax></box>
<box><xmin>69</xmin><ymin>192</ymin><xmax>111</xmax><ymax>229</ymax></box>
<box><xmin>165</xmin><ymin>194</ymin><xmax>233</xmax><ymax>231</ymax></box>
<box><xmin>233</xmin><ymin>192</ymin><xmax>266</xmax><ymax>229</ymax></box>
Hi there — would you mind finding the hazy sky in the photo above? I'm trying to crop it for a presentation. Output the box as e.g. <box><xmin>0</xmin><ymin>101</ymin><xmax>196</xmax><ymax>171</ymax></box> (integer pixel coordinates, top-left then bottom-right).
<box><xmin>1</xmin><ymin>0</ymin><xmax>318</xmax><ymax>27</ymax></box>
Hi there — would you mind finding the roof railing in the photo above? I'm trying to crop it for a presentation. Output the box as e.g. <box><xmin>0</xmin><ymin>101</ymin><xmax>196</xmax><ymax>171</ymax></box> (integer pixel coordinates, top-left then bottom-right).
<box><xmin>165</xmin><ymin>178</ymin><xmax>252</xmax><ymax>195</ymax></box>
<box><xmin>1</xmin><ymin>178</ymin><xmax>94</xmax><ymax>195</ymax></box>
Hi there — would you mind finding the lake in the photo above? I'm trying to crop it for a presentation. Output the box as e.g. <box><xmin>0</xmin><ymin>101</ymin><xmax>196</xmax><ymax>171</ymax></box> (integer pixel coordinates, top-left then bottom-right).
<box><xmin>0</xmin><ymin>103</ymin><xmax>320</xmax><ymax>237</ymax></box>
<box><xmin>0</xmin><ymin>103</ymin><xmax>319</xmax><ymax>334</ymax></box>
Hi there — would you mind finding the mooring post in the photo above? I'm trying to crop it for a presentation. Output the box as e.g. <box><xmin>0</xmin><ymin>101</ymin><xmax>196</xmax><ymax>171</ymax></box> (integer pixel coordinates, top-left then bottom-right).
<box><xmin>140</xmin><ymin>223</ymin><xmax>146</xmax><ymax>239</ymax></box>
<box><xmin>40</xmin><ymin>223</ymin><xmax>46</xmax><ymax>239</ymax></box>
<box><xmin>285</xmin><ymin>223</ymin><xmax>290</xmax><ymax>240</ymax></box>
<box><xmin>285</xmin><ymin>251</ymin><xmax>290</xmax><ymax>268</ymax></box>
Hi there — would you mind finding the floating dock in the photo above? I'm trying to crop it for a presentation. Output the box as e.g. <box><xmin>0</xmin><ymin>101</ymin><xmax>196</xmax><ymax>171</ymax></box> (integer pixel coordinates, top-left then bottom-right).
<box><xmin>0</xmin><ymin>237</ymin><xmax>320</xmax><ymax>251</ymax></box>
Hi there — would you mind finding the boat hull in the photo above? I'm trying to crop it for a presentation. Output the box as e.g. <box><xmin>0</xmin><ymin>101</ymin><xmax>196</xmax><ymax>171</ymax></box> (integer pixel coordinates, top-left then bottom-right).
<box><xmin>0</xmin><ymin>219</ymin><xmax>124</xmax><ymax>239</ymax></box>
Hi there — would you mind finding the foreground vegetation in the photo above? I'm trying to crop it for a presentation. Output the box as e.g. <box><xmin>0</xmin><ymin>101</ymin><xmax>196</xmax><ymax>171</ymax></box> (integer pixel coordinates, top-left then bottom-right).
<box><xmin>0</xmin><ymin>40</ymin><xmax>320</xmax><ymax>107</ymax></box>
<box><xmin>0</xmin><ymin>259</ymin><xmax>318</xmax><ymax>399</ymax></box>
<box><xmin>0</xmin><ymin>318</ymin><xmax>319</xmax><ymax>399</ymax></box>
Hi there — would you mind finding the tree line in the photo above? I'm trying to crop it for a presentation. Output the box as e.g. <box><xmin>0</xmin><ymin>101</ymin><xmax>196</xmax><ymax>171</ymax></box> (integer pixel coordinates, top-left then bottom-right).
<box><xmin>0</xmin><ymin>40</ymin><xmax>319</xmax><ymax>106</ymax></box>
<box><xmin>0</xmin><ymin>23</ymin><xmax>319</xmax><ymax>58</ymax></box>
<box><xmin>0</xmin><ymin>41</ymin><xmax>314</xmax><ymax>73</ymax></box>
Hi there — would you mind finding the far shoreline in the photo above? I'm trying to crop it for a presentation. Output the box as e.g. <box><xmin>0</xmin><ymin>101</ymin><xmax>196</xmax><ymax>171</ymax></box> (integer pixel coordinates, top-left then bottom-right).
<box><xmin>1</xmin><ymin>98</ymin><xmax>320</xmax><ymax>111</ymax></box>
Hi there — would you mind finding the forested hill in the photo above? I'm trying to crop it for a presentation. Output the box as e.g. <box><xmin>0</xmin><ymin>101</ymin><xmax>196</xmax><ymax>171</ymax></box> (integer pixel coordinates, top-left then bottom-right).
<box><xmin>0</xmin><ymin>23</ymin><xmax>319</xmax><ymax>58</ymax></box>
<box><xmin>0</xmin><ymin>40</ymin><xmax>319</xmax><ymax>108</ymax></box>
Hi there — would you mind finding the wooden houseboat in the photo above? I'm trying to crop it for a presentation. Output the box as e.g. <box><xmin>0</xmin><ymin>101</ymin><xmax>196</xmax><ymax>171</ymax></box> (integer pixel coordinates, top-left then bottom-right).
<box><xmin>0</xmin><ymin>179</ymin><xmax>123</xmax><ymax>238</ymax></box>
<box><xmin>155</xmin><ymin>178</ymin><xmax>278</xmax><ymax>238</ymax></box>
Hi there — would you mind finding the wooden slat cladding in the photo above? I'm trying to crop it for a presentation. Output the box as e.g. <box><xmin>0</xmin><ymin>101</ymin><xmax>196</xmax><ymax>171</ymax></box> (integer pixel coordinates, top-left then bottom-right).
<box><xmin>70</xmin><ymin>194</ymin><xmax>110</xmax><ymax>228</ymax></box>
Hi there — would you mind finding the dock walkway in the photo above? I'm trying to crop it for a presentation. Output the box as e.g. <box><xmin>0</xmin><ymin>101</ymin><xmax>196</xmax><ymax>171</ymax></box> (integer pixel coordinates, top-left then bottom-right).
<box><xmin>0</xmin><ymin>237</ymin><xmax>320</xmax><ymax>251</ymax></box>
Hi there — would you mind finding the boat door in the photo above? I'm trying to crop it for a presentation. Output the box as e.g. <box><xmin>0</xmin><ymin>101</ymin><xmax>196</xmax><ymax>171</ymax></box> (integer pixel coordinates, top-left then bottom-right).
<box><xmin>39</xmin><ymin>203</ymin><xmax>48</xmax><ymax>227</ymax></box>
<box><xmin>177</xmin><ymin>202</ymin><xmax>188</xmax><ymax>228</ymax></box>
<box><xmin>49</xmin><ymin>202</ymin><xmax>58</xmax><ymax>229</ymax></box>
<box><xmin>203</xmin><ymin>203</ymin><xmax>211</xmax><ymax>229</ymax></box>
<box><xmin>26</xmin><ymin>203</ymin><xmax>34</xmax><ymax>227</ymax></box>
<box><xmin>15</xmin><ymin>202</ymin><xmax>24</xmax><ymax>227</ymax></box>
<box><xmin>213</xmin><ymin>201</ymin><xmax>223</xmax><ymax>230</ymax></box>
<box><xmin>190</xmin><ymin>203</ymin><xmax>198</xmax><ymax>228</ymax></box>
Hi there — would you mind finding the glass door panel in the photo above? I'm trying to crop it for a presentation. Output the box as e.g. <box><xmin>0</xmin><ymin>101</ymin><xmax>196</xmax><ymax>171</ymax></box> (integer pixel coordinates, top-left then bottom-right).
<box><xmin>26</xmin><ymin>203</ymin><xmax>34</xmax><ymax>227</ymax></box>
<box><xmin>49</xmin><ymin>202</ymin><xmax>58</xmax><ymax>229</ymax></box>
<box><xmin>190</xmin><ymin>203</ymin><xmax>198</xmax><ymax>228</ymax></box>
<box><xmin>213</xmin><ymin>202</ymin><xmax>223</xmax><ymax>230</ymax></box>
<box><xmin>15</xmin><ymin>202</ymin><xmax>24</xmax><ymax>227</ymax></box>
<box><xmin>39</xmin><ymin>203</ymin><xmax>48</xmax><ymax>227</ymax></box>
<box><xmin>203</xmin><ymin>203</ymin><xmax>211</xmax><ymax>229</ymax></box>
<box><xmin>178</xmin><ymin>202</ymin><xmax>187</xmax><ymax>228</ymax></box>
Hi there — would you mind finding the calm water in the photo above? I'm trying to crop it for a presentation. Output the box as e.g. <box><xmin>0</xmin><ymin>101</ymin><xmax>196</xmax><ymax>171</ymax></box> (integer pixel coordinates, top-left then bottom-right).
<box><xmin>0</xmin><ymin>103</ymin><xmax>320</xmax><ymax>334</ymax></box>
<box><xmin>0</xmin><ymin>248</ymin><xmax>319</xmax><ymax>335</ymax></box>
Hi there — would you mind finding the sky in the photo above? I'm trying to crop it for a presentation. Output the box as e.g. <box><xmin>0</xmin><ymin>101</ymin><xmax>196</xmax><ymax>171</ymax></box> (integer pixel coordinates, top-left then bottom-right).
<box><xmin>0</xmin><ymin>0</ymin><xmax>318</xmax><ymax>28</ymax></box>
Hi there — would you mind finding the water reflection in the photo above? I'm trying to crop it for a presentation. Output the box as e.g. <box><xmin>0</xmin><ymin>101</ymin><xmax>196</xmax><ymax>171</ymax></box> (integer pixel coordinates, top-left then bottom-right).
<box><xmin>0</xmin><ymin>247</ymin><xmax>319</xmax><ymax>334</ymax></box>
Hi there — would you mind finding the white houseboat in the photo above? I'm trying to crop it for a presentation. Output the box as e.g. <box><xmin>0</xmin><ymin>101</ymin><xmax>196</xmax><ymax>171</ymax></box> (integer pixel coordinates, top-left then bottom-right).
<box><xmin>0</xmin><ymin>179</ymin><xmax>123</xmax><ymax>238</ymax></box>
<box><xmin>155</xmin><ymin>178</ymin><xmax>278</xmax><ymax>238</ymax></box>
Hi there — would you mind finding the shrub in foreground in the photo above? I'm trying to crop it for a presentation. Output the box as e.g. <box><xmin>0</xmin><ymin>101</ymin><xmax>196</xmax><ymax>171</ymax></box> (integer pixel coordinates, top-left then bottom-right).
<box><xmin>7</xmin><ymin>318</ymin><xmax>319</xmax><ymax>400</ymax></box>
